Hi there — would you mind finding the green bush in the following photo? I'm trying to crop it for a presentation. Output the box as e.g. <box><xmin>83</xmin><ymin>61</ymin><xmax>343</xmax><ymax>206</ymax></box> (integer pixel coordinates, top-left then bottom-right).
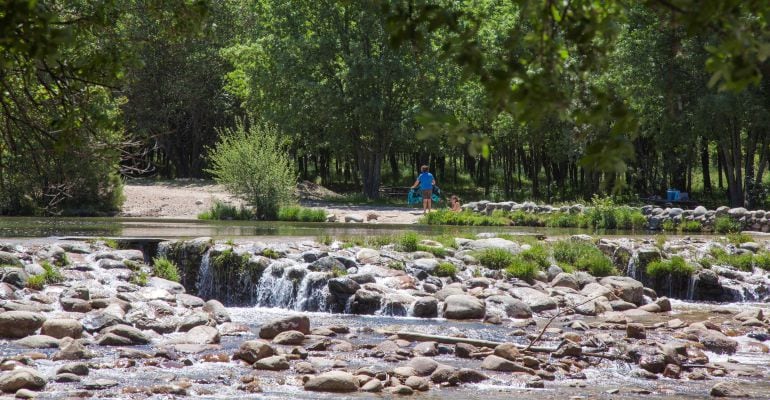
<box><xmin>399</xmin><ymin>232</ymin><xmax>420</xmax><ymax>252</ymax></box>
<box><xmin>476</xmin><ymin>248</ymin><xmax>516</xmax><ymax>270</ymax></box>
<box><xmin>278</xmin><ymin>206</ymin><xmax>327</xmax><ymax>222</ymax></box>
<box><xmin>727</xmin><ymin>233</ymin><xmax>753</xmax><ymax>245</ymax></box>
<box><xmin>575</xmin><ymin>251</ymin><xmax>617</xmax><ymax>277</ymax></box>
<box><xmin>520</xmin><ymin>244</ymin><xmax>550</xmax><ymax>269</ymax></box>
<box><xmin>28</xmin><ymin>261</ymin><xmax>65</xmax><ymax>289</ymax></box>
<box><xmin>713</xmin><ymin>251</ymin><xmax>754</xmax><ymax>271</ymax></box>
<box><xmin>680</xmin><ymin>220</ymin><xmax>703</xmax><ymax>232</ymax></box>
<box><xmin>435</xmin><ymin>262</ymin><xmax>457</xmax><ymax>277</ymax></box>
<box><xmin>152</xmin><ymin>257</ymin><xmax>180</xmax><ymax>282</ymax></box>
<box><xmin>509</xmin><ymin>211</ymin><xmax>544</xmax><ymax>226</ymax></box>
<box><xmin>714</xmin><ymin>216</ymin><xmax>741</xmax><ymax>234</ymax></box>
<box><xmin>661</xmin><ymin>220</ymin><xmax>676</xmax><ymax>231</ymax></box>
<box><xmin>198</xmin><ymin>201</ymin><xmax>254</xmax><ymax>220</ymax></box>
<box><xmin>505</xmin><ymin>258</ymin><xmax>539</xmax><ymax>280</ymax></box>
<box><xmin>646</xmin><ymin>256</ymin><xmax>695</xmax><ymax>278</ymax></box>
<box><xmin>753</xmin><ymin>253</ymin><xmax>770</xmax><ymax>271</ymax></box>
<box><xmin>553</xmin><ymin>240</ymin><xmax>616</xmax><ymax>276</ymax></box>
<box><xmin>545</xmin><ymin>213</ymin><xmax>586</xmax><ymax>228</ymax></box>
<box><xmin>206</xmin><ymin>120</ymin><xmax>296</xmax><ymax>220</ymax></box>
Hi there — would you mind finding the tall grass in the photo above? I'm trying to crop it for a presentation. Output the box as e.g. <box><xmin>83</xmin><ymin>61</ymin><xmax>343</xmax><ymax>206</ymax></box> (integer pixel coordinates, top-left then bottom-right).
<box><xmin>277</xmin><ymin>206</ymin><xmax>327</xmax><ymax>222</ymax></box>
<box><xmin>198</xmin><ymin>201</ymin><xmax>254</xmax><ymax>220</ymax></box>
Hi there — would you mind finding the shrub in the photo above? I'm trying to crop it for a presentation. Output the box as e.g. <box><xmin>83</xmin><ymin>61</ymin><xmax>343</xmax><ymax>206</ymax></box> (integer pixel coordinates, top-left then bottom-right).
<box><xmin>41</xmin><ymin>261</ymin><xmax>63</xmax><ymax>284</ymax></box>
<box><xmin>399</xmin><ymin>232</ymin><xmax>420</xmax><ymax>252</ymax></box>
<box><xmin>646</xmin><ymin>256</ymin><xmax>695</xmax><ymax>278</ymax></box>
<box><xmin>505</xmin><ymin>258</ymin><xmax>539</xmax><ymax>280</ymax></box>
<box><xmin>680</xmin><ymin>220</ymin><xmax>703</xmax><ymax>232</ymax></box>
<box><xmin>520</xmin><ymin>244</ymin><xmax>550</xmax><ymax>269</ymax></box>
<box><xmin>152</xmin><ymin>257</ymin><xmax>180</xmax><ymax>282</ymax></box>
<box><xmin>661</xmin><ymin>220</ymin><xmax>676</xmax><ymax>231</ymax></box>
<box><xmin>26</xmin><ymin>275</ymin><xmax>46</xmax><ymax>290</ymax></box>
<box><xmin>509</xmin><ymin>211</ymin><xmax>544</xmax><ymax>226</ymax></box>
<box><xmin>198</xmin><ymin>201</ymin><xmax>254</xmax><ymax>220</ymax></box>
<box><xmin>387</xmin><ymin>261</ymin><xmax>404</xmax><ymax>270</ymax></box>
<box><xmin>553</xmin><ymin>240</ymin><xmax>616</xmax><ymax>276</ymax></box>
<box><xmin>476</xmin><ymin>248</ymin><xmax>516</xmax><ymax>270</ymax></box>
<box><xmin>714</xmin><ymin>216</ymin><xmax>741</xmax><ymax>234</ymax></box>
<box><xmin>584</xmin><ymin>195</ymin><xmax>617</xmax><ymax>229</ymax></box>
<box><xmin>206</xmin><ymin>120</ymin><xmax>296</xmax><ymax>220</ymax></box>
<box><xmin>753</xmin><ymin>253</ymin><xmax>770</xmax><ymax>271</ymax></box>
<box><xmin>575</xmin><ymin>251</ymin><xmax>617</xmax><ymax>277</ymax></box>
<box><xmin>435</xmin><ymin>262</ymin><xmax>457</xmax><ymax>277</ymax></box>
<box><xmin>728</xmin><ymin>253</ymin><xmax>754</xmax><ymax>271</ymax></box>
<box><xmin>545</xmin><ymin>213</ymin><xmax>587</xmax><ymax>228</ymax></box>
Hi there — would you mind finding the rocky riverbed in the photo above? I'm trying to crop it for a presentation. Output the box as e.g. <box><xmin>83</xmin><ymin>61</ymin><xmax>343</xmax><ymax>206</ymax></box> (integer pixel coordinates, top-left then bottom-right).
<box><xmin>0</xmin><ymin>234</ymin><xmax>769</xmax><ymax>398</ymax></box>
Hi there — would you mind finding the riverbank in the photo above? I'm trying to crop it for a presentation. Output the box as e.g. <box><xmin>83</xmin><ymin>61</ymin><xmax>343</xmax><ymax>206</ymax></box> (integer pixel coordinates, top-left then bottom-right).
<box><xmin>0</xmin><ymin>234</ymin><xmax>768</xmax><ymax>398</ymax></box>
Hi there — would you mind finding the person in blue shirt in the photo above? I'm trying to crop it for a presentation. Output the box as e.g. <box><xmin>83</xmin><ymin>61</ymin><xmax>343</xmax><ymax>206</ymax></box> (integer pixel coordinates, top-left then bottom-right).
<box><xmin>411</xmin><ymin>165</ymin><xmax>436</xmax><ymax>214</ymax></box>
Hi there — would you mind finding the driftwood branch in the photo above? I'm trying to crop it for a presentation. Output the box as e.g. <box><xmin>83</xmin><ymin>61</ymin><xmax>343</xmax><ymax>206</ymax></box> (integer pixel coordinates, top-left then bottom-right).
<box><xmin>524</xmin><ymin>294</ymin><xmax>604</xmax><ymax>352</ymax></box>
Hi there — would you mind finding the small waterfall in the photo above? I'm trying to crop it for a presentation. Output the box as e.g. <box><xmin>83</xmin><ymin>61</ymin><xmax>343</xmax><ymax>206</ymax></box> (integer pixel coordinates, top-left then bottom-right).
<box><xmin>196</xmin><ymin>251</ymin><xmax>213</xmax><ymax>299</ymax></box>
<box><xmin>255</xmin><ymin>262</ymin><xmax>303</xmax><ymax>309</ymax></box>
<box><xmin>685</xmin><ymin>275</ymin><xmax>697</xmax><ymax>300</ymax></box>
<box><xmin>294</xmin><ymin>271</ymin><xmax>331</xmax><ymax>311</ymax></box>
<box><xmin>626</xmin><ymin>256</ymin><xmax>638</xmax><ymax>281</ymax></box>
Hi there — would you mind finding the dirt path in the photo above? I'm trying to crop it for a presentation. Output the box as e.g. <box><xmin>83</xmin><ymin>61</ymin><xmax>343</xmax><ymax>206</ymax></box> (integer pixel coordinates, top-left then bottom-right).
<box><xmin>120</xmin><ymin>180</ymin><xmax>424</xmax><ymax>223</ymax></box>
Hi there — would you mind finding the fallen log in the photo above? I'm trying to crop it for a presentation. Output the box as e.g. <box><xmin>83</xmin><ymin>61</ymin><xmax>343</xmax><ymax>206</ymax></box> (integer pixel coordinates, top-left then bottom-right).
<box><xmin>379</xmin><ymin>330</ymin><xmax>557</xmax><ymax>353</ymax></box>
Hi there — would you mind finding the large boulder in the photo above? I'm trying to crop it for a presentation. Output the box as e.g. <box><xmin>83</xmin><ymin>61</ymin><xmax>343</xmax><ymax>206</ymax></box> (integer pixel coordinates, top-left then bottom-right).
<box><xmin>509</xmin><ymin>287</ymin><xmax>557</xmax><ymax>312</ymax></box>
<box><xmin>485</xmin><ymin>295</ymin><xmax>532</xmax><ymax>319</ymax></box>
<box><xmin>599</xmin><ymin>276</ymin><xmax>644</xmax><ymax>305</ymax></box>
<box><xmin>0</xmin><ymin>311</ymin><xmax>45</xmax><ymax>338</ymax></box>
<box><xmin>100</xmin><ymin>324</ymin><xmax>150</xmax><ymax>345</ymax></box>
<box><xmin>259</xmin><ymin>315</ymin><xmax>310</xmax><ymax>339</ymax></box>
<box><xmin>174</xmin><ymin>325</ymin><xmax>220</xmax><ymax>345</ymax></box>
<box><xmin>0</xmin><ymin>267</ymin><xmax>28</xmax><ymax>288</ymax></box>
<box><xmin>551</xmin><ymin>273</ymin><xmax>579</xmax><ymax>290</ymax></box>
<box><xmin>304</xmin><ymin>371</ymin><xmax>358</xmax><ymax>393</ymax></box>
<box><xmin>0</xmin><ymin>252</ymin><xmax>23</xmax><ymax>267</ymax></box>
<box><xmin>203</xmin><ymin>300</ymin><xmax>231</xmax><ymax>324</ymax></box>
<box><xmin>480</xmin><ymin>355</ymin><xmax>532</xmax><ymax>373</ymax></box>
<box><xmin>411</xmin><ymin>297</ymin><xmax>438</xmax><ymax>318</ymax></box>
<box><xmin>460</xmin><ymin>238</ymin><xmax>520</xmax><ymax>253</ymax></box>
<box><xmin>442</xmin><ymin>295</ymin><xmax>485</xmax><ymax>320</ymax></box>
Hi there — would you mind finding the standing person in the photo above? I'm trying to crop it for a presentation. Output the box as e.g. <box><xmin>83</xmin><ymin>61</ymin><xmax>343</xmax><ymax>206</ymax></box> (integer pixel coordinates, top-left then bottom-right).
<box><xmin>412</xmin><ymin>165</ymin><xmax>436</xmax><ymax>214</ymax></box>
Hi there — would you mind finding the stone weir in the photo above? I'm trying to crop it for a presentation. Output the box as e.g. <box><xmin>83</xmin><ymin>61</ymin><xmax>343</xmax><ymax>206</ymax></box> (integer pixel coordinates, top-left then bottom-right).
<box><xmin>160</xmin><ymin>235</ymin><xmax>770</xmax><ymax>320</ymax></box>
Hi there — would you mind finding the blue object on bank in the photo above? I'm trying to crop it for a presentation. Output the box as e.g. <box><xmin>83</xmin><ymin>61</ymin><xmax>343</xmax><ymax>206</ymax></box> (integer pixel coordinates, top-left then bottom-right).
<box><xmin>407</xmin><ymin>187</ymin><xmax>441</xmax><ymax>205</ymax></box>
<box><xmin>666</xmin><ymin>189</ymin><xmax>680</xmax><ymax>201</ymax></box>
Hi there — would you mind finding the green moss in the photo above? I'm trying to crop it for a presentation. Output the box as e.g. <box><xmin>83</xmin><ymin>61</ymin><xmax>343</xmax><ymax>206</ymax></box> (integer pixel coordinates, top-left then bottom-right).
<box><xmin>152</xmin><ymin>256</ymin><xmax>180</xmax><ymax>282</ymax></box>
<box><xmin>130</xmin><ymin>271</ymin><xmax>148</xmax><ymax>286</ymax></box>
<box><xmin>213</xmin><ymin>248</ymin><xmax>252</xmax><ymax>269</ymax></box>
<box><xmin>476</xmin><ymin>248</ymin><xmax>516</xmax><ymax>270</ymax></box>
<box><xmin>416</xmin><ymin>244</ymin><xmax>447</xmax><ymax>258</ymax></box>
<box><xmin>261</xmin><ymin>248</ymin><xmax>281</xmax><ymax>259</ymax></box>
<box><xmin>435</xmin><ymin>262</ymin><xmax>457</xmax><ymax>277</ymax></box>
<box><xmin>646</xmin><ymin>256</ymin><xmax>695</xmax><ymax>278</ymax></box>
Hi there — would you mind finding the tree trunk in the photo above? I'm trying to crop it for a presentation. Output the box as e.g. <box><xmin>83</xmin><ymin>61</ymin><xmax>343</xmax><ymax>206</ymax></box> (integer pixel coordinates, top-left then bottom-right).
<box><xmin>357</xmin><ymin>148</ymin><xmax>383</xmax><ymax>199</ymax></box>
<box><xmin>701</xmin><ymin>139</ymin><xmax>711</xmax><ymax>194</ymax></box>
<box><xmin>389</xmin><ymin>151</ymin><xmax>399</xmax><ymax>183</ymax></box>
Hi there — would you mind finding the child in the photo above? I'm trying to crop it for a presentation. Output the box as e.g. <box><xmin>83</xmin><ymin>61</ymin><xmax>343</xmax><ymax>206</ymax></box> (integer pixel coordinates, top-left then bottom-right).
<box><xmin>449</xmin><ymin>195</ymin><xmax>461</xmax><ymax>212</ymax></box>
<box><xmin>411</xmin><ymin>165</ymin><xmax>436</xmax><ymax>214</ymax></box>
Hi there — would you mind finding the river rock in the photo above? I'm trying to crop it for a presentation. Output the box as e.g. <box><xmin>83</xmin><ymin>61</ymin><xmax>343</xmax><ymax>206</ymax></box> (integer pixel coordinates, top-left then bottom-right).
<box><xmin>81</xmin><ymin>378</ymin><xmax>118</xmax><ymax>390</ymax></box>
<box><xmin>272</xmin><ymin>330</ymin><xmax>305</xmax><ymax>345</ymax></box>
<box><xmin>0</xmin><ymin>267</ymin><xmax>28</xmax><ymax>288</ymax></box>
<box><xmin>41</xmin><ymin>318</ymin><xmax>82</xmax><ymax>339</ymax></box>
<box><xmin>52</xmin><ymin>339</ymin><xmax>93</xmax><ymax>360</ymax></box>
<box><xmin>14</xmin><ymin>335</ymin><xmax>59</xmax><ymax>349</ymax></box>
<box><xmin>510</xmin><ymin>287</ymin><xmax>557</xmax><ymax>312</ymax></box>
<box><xmin>203</xmin><ymin>300</ymin><xmax>231</xmax><ymax>323</ymax></box>
<box><xmin>175</xmin><ymin>325</ymin><xmax>220</xmax><ymax>344</ymax></box>
<box><xmin>481</xmin><ymin>355</ymin><xmax>533</xmax><ymax>373</ymax></box>
<box><xmin>304</xmin><ymin>371</ymin><xmax>358</xmax><ymax>392</ymax></box>
<box><xmin>356</xmin><ymin>249</ymin><xmax>380</xmax><ymax>264</ymax></box>
<box><xmin>57</xmin><ymin>363</ymin><xmax>89</xmax><ymax>376</ymax></box>
<box><xmin>147</xmin><ymin>277</ymin><xmax>185</xmax><ymax>294</ymax></box>
<box><xmin>179</xmin><ymin>312</ymin><xmax>211</xmax><ymax>332</ymax></box>
<box><xmin>600</xmin><ymin>276</ymin><xmax>644</xmax><ymax>305</ymax></box>
<box><xmin>100</xmin><ymin>324</ymin><xmax>150</xmax><ymax>345</ymax></box>
<box><xmin>411</xmin><ymin>296</ymin><xmax>438</xmax><ymax>318</ymax></box>
<box><xmin>176</xmin><ymin>293</ymin><xmax>205</xmax><ymax>308</ymax></box>
<box><xmin>485</xmin><ymin>295</ymin><xmax>532</xmax><ymax>318</ymax></box>
<box><xmin>409</xmin><ymin>357</ymin><xmax>438</xmax><ymax>376</ymax></box>
<box><xmin>233</xmin><ymin>341</ymin><xmax>275</xmax><ymax>364</ymax></box>
<box><xmin>405</xmin><ymin>376</ymin><xmax>429</xmax><ymax>391</ymax></box>
<box><xmin>494</xmin><ymin>343</ymin><xmax>520</xmax><ymax>361</ymax></box>
<box><xmin>259</xmin><ymin>315</ymin><xmax>310</xmax><ymax>339</ymax></box>
<box><xmin>551</xmin><ymin>272</ymin><xmax>579</xmax><ymax>290</ymax></box>
<box><xmin>710</xmin><ymin>382</ymin><xmax>748</xmax><ymax>397</ymax></box>
<box><xmin>360</xmin><ymin>378</ymin><xmax>382</xmax><ymax>392</ymax></box>
<box><xmin>350</xmin><ymin>289</ymin><xmax>382</xmax><ymax>315</ymax></box>
<box><xmin>460</xmin><ymin>238</ymin><xmax>520</xmax><ymax>253</ymax></box>
<box><xmin>626</xmin><ymin>323</ymin><xmax>646</xmax><ymax>339</ymax></box>
<box><xmin>0</xmin><ymin>369</ymin><xmax>46</xmax><ymax>392</ymax></box>
<box><xmin>443</xmin><ymin>295</ymin><xmax>485</xmax><ymax>319</ymax></box>
<box><xmin>0</xmin><ymin>311</ymin><xmax>45</xmax><ymax>338</ymax></box>
<box><xmin>328</xmin><ymin>277</ymin><xmax>360</xmax><ymax>295</ymax></box>
<box><xmin>0</xmin><ymin>251</ymin><xmax>22</xmax><ymax>267</ymax></box>
<box><xmin>253</xmin><ymin>355</ymin><xmax>289</xmax><ymax>370</ymax></box>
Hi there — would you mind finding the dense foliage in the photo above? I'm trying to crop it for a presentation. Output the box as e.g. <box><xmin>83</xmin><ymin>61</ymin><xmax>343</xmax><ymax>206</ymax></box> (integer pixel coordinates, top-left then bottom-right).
<box><xmin>3</xmin><ymin>1</ymin><xmax>770</xmax><ymax>215</ymax></box>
